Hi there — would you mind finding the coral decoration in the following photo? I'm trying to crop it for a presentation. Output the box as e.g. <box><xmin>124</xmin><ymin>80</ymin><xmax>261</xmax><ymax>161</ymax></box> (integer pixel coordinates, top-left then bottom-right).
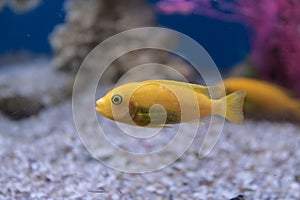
<box><xmin>156</xmin><ymin>0</ymin><xmax>300</xmax><ymax>96</ymax></box>
<box><xmin>156</xmin><ymin>0</ymin><xmax>198</xmax><ymax>15</ymax></box>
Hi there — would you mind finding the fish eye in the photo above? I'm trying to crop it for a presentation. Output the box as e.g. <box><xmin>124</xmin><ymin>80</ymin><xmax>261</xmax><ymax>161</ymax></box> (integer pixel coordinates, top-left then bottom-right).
<box><xmin>111</xmin><ymin>94</ymin><xmax>122</xmax><ymax>105</ymax></box>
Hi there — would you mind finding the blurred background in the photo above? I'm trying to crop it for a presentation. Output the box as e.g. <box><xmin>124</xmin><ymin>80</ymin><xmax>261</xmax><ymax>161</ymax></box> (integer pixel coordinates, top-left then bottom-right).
<box><xmin>0</xmin><ymin>0</ymin><xmax>250</xmax><ymax>70</ymax></box>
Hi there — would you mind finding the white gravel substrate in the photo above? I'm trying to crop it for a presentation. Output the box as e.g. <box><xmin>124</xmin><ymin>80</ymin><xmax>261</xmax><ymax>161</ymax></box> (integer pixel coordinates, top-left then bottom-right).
<box><xmin>1</xmin><ymin>98</ymin><xmax>300</xmax><ymax>200</ymax></box>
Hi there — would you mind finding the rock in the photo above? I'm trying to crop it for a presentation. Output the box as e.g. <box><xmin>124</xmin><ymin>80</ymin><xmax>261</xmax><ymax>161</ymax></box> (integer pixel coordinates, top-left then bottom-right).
<box><xmin>229</xmin><ymin>195</ymin><xmax>245</xmax><ymax>200</ymax></box>
<box><xmin>295</xmin><ymin>175</ymin><xmax>300</xmax><ymax>183</ymax></box>
<box><xmin>49</xmin><ymin>0</ymin><xmax>155</xmax><ymax>73</ymax></box>
<box><xmin>0</xmin><ymin>96</ymin><xmax>44</xmax><ymax>120</ymax></box>
<box><xmin>49</xmin><ymin>0</ymin><xmax>196</xmax><ymax>83</ymax></box>
<box><xmin>0</xmin><ymin>57</ymin><xmax>73</xmax><ymax>120</ymax></box>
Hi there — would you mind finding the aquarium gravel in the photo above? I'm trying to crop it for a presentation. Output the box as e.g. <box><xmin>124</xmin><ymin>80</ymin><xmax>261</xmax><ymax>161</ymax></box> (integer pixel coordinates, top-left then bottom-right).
<box><xmin>1</xmin><ymin>97</ymin><xmax>300</xmax><ymax>199</ymax></box>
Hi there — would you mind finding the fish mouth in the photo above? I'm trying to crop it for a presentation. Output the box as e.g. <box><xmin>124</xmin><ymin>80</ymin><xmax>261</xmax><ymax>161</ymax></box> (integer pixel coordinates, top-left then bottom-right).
<box><xmin>95</xmin><ymin>105</ymin><xmax>111</xmax><ymax>117</ymax></box>
<box><xmin>95</xmin><ymin>98</ymin><xmax>108</xmax><ymax>115</ymax></box>
<box><xmin>95</xmin><ymin>105</ymin><xmax>103</xmax><ymax>114</ymax></box>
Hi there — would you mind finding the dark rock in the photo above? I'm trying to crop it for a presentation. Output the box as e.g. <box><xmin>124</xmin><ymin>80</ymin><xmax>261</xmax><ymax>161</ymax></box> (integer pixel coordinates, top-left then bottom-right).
<box><xmin>229</xmin><ymin>195</ymin><xmax>245</xmax><ymax>200</ymax></box>
<box><xmin>0</xmin><ymin>96</ymin><xmax>44</xmax><ymax>120</ymax></box>
<box><xmin>0</xmin><ymin>58</ymin><xmax>74</xmax><ymax>120</ymax></box>
<box><xmin>295</xmin><ymin>174</ymin><xmax>300</xmax><ymax>183</ymax></box>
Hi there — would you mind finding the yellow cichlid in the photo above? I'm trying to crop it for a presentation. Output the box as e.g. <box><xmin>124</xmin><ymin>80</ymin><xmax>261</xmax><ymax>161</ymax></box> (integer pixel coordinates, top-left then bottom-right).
<box><xmin>96</xmin><ymin>80</ymin><xmax>246</xmax><ymax>127</ymax></box>
<box><xmin>223</xmin><ymin>77</ymin><xmax>300</xmax><ymax>121</ymax></box>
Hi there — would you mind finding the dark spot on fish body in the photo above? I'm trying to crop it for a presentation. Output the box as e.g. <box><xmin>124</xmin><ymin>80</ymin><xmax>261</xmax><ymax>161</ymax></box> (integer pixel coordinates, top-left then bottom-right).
<box><xmin>166</xmin><ymin>112</ymin><xmax>181</xmax><ymax>124</ymax></box>
<box><xmin>139</xmin><ymin>107</ymin><xmax>149</xmax><ymax>114</ymax></box>
<box><xmin>132</xmin><ymin>109</ymin><xmax>151</xmax><ymax>127</ymax></box>
<box><xmin>129</xmin><ymin>104</ymin><xmax>181</xmax><ymax>126</ymax></box>
<box><xmin>128</xmin><ymin>103</ymin><xmax>150</xmax><ymax>126</ymax></box>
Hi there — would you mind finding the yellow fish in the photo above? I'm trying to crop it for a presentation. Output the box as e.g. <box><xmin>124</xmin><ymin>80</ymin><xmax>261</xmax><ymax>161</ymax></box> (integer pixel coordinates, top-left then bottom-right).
<box><xmin>96</xmin><ymin>80</ymin><xmax>246</xmax><ymax>127</ymax></box>
<box><xmin>223</xmin><ymin>77</ymin><xmax>300</xmax><ymax>121</ymax></box>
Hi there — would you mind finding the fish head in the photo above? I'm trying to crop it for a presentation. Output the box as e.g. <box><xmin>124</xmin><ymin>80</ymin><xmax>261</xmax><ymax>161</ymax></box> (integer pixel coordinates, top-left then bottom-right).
<box><xmin>96</xmin><ymin>83</ymin><xmax>139</xmax><ymax>122</ymax></box>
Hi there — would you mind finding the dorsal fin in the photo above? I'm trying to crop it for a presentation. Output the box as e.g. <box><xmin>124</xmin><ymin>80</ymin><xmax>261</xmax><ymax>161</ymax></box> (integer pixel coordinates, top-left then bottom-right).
<box><xmin>141</xmin><ymin>80</ymin><xmax>225</xmax><ymax>98</ymax></box>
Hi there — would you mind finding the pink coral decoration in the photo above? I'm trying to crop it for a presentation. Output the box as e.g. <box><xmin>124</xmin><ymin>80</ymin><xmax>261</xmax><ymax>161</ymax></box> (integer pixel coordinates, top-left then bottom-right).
<box><xmin>157</xmin><ymin>0</ymin><xmax>198</xmax><ymax>15</ymax></box>
<box><xmin>156</xmin><ymin>0</ymin><xmax>300</xmax><ymax>97</ymax></box>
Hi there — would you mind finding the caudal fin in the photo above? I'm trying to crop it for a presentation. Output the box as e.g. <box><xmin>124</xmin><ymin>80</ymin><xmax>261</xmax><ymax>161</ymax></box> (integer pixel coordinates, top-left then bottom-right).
<box><xmin>222</xmin><ymin>90</ymin><xmax>247</xmax><ymax>124</ymax></box>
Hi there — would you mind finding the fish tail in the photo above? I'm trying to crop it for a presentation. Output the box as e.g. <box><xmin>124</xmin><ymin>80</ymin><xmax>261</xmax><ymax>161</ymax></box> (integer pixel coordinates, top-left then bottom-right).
<box><xmin>218</xmin><ymin>90</ymin><xmax>247</xmax><ymax>124</ymax></box>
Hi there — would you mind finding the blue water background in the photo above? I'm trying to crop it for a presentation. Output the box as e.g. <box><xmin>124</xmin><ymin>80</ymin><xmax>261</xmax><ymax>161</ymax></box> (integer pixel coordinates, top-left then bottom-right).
<box><xmin>0</xmin><ymin>0</ymin><xmax>250</xmax><ymax>71</ymax></box>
